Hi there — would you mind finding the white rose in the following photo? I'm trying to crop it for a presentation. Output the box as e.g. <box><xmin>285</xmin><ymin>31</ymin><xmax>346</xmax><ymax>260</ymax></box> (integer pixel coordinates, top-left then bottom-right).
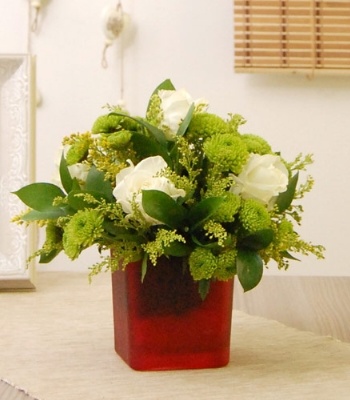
<box><xmin>230</xmin><ymin>154</ymin><xmax>289</xmax><ymax>207</ymax></box>
<box><xmin>68</xmin><ymin>163</ymin><xmax>90</xmax><ymax>182</ymax></box>
<box><xmin>113</xmin><ymin>155</ymin><xmax>186</xmax><ymax>224</ymax></box>
<box><xmin>158</xmin><ymin>88</ymin><xmax>208</xmax><ymax>139</ymax></box>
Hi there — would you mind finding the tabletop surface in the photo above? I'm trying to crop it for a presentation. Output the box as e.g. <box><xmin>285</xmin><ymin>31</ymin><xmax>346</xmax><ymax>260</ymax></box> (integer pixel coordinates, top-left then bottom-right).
<box><xmin>1</xmin><ymin>271</ymin><xmax>350</xmax><ymax>400</ymax></box>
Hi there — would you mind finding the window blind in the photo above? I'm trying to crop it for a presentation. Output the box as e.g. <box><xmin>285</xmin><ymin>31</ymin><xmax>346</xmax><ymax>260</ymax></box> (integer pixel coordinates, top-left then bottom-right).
<box><xmin>234</xmin><ymin>0</ymin><xmax>350</xmax><ymax>73</ymax></box>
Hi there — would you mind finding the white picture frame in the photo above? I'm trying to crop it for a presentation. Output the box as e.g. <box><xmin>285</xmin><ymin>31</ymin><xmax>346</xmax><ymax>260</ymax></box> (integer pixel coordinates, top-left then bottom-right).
<box><xmin>0</xmin><ymin>54</ymin><xmax>36</xmax><ymax>289</ymax></box>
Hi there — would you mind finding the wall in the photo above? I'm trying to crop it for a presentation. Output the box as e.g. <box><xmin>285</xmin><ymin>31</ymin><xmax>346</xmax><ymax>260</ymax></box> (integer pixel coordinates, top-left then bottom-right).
<box><xmin>1</xmin><ymin>0</ymin><xmax>349</xmax><ymax>276</ymax></box>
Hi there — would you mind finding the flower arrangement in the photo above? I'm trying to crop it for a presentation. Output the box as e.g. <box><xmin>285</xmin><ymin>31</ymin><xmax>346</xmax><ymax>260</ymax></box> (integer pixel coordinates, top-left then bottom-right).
<box><xmin>13</xmin><ymin>79</ymin><xmax>324</xmax><ymax>297</ymax></box>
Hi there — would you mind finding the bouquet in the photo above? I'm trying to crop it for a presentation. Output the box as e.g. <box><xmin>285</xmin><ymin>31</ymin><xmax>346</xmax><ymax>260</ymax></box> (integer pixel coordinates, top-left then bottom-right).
<box><xmin>13</xmin><ymin>79</ymin><xmax>324</xmax><ymax>297</ymax></box>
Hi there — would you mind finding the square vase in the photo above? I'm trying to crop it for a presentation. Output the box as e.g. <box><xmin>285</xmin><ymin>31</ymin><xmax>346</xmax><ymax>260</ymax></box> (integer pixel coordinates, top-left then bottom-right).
<box><xmin>111</xmin><ymin>257</ymin><xmax>234</xmax><ymax>371</ymax></box>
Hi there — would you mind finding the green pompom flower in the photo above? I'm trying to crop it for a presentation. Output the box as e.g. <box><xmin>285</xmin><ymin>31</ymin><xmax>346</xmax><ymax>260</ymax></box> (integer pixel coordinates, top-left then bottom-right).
<box><xmin>65</xmin><ymin>136</ymin><xmax>90</xmax><ymax>166</ymax></box>
<box><xmin>239</xmin><ymin>198</ymin><xmax>271</xmax><ymax>233</ymax></box>
<box><xmin>186</xmin><ymin>113</ymin><xmax>229</xmax><ymax>140</ymax></box>
<box><xmin>212</xmin><ymin>192</ymin><xmax>241</xmax><ymax>223</ymax></box>
<box><xmin>215</xmin><ymin>249</ymin><xmax>237</xmax><ymax>280</ymax></box>
<box><xmin>63</xmin><ymin>210</ymin><xmax>104</xmax><ymax>259</ymax></box>
<box><xmin>106</xmin><ymin>130</ymin><xmax>132</xmax><ymax>149</ymax></box>
<box><xmin>203</xmin><ymin>133</ymin><xmax>249</xmax><ymax>174</ymax></box>
<box><xmin>241</xmin><ymin>134</ymin><xmax>272</xmax><ymax>155</ymax></box>
<box><xmin>189</xmin><ymin>248</ymin><xmax>217</xmax><ymax>280</ymax></box>
<box><xmin>91</xmin><ymin>114</ymin><xmax>124</xmax><ymax>134</ymax></box>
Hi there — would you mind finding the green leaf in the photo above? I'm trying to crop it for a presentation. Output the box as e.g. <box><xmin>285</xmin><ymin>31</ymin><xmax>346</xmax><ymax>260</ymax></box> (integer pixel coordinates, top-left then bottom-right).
<box><xmin>276</xmin><ymin>172</ymin><xmax>299</xmax><ymax>213</ymax></box>
<box><xmin>154</xmin><ymin>78</ymin><xmax>175</xmax><ymax>92</ymax></box>
<box><xmin>85</xmin><ymin>166</ymin><xmax>114</xmax><ymax>201</ymax></box>
<box><xmin>137</xmin><ymin>119</ymin><xmax>168</xmax><ymax>146</ymax></box>
<box><xmin>39</xmin><ymin>249</ymin><xmax>62</xmax><ymax>263</ymax></box>
<box><xmin>13</xmin><ymin>183</ymin><xmax>65</xmax><ymax>211</ymax></box>
<box><xmin>237</xmin><ymin>249</ymin><xmax>263</xmax><ymax>292</ymax></box>
<box><xmin>188</xmin><ymin>197</ymin><xmax>224</xmax><ymax>231</ymax></box>
<box><xmin>148</xmin><ymin>79</ymin><xmax>175</xmax><ymax>100</ymax></box>
<box><xmin>141</xmin><ymin>253</ymin><xmax>148</xmax><ymax>282</ymax></box>
<box><xmin>130</xmin><ymin>133</ymin><xmax>172</xmax><ymax>166</ymax></box>
<box><xmin>163</xmin><ymin>242</ymin><xmax>192</xmax><ymax>257</ymax></box>
<box><xmin>142</xmin><ymin>190</ymin><xmax>187</xmax><ymax>229</ymax></box>
<box><xmin>198</xmin><ymin>279</ymin><xmax>211</xmax><ymax>301</ymax></box>
<box><xmin>280</xmin><ymin>250</ymin><xmax>300</xmax><ymax>261</ymax></box>
<box><xmin>102</xmin><ymin>222</ymin><xmax>143</xmax><ymax>243</ymax></box>
<box><xmin>22</xmin><ymin>208</ymin><xmax>68</xmax><ymax>221</ymax></box>
<box><xmin>59</xmin><ymin>154</ymin><xmax>74</xmax><ymax>193</ymax></box>
<box><xmin>239</xmin><ymin>229</ymin><xmax>274</xmax><ymax>251</ymax></box>
<box><xmin>191</xmin><ymin>233</ymin><xmax>223</xmax><ymax>250</ymax></box>
<box><xmin>177</xmin><ymin>103</ymin><xmax>195</xmax><ymax>137</ymax></box>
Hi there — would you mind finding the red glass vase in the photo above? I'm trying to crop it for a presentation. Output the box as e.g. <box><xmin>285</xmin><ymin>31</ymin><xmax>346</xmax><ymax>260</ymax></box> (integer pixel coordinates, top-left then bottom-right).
<box><xmin>111</xmin><ymin>257</ymin><xmax>234</xmax><ymax>371</ymax></box>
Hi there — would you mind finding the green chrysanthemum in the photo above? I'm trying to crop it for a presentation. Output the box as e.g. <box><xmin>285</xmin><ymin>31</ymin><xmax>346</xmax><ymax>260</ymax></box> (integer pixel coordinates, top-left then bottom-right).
<box><xmin>239</xmin><ymin>198</ymin><xmax>271</xmax><ymax>233</ymax></box>
<box><xmin>186</xmin><ymin>113</ymin><xmax>229</xmax><ymax>140</ymax></box>
<box><xmin>241</xmin><ymin>134</ymin><xmax>272</xmax><ymax>155</ymax></box>
<box><xmin>203</xmin><ymin>133</ymin><xmax>249</xmax><ymax>174</ymax></box>
<box><xmin>189</xmin><ymin>247</ymin><xmax>217</xmax><ymax>281</ymax></box>
<box><xmin>65</xmin><ymin>136</ymin><xmax>90</xmax><ymax>166</ymax></box>
<box><xmin>106</xmin><ymin>130</ymin><xmax>132</xmax><ymax>149</ymax></box>
<box><xmin>91</xmin><ymin>113</ymin><xmax>126</xmax><ymax>134</ymax></box>
<box><xmin>63</xmin><ymin>210</ymin><xmax>104</xmax><ymax>259</ymax></box>
<box><xmin>215</xmin><ymin>249</ymin><xmax>237</xmax><ymax>280</ymax></box>
<box><xmin>212</xmin><ymin>192</ymin><xmax>241</xmax><ymax>223</ymax></box>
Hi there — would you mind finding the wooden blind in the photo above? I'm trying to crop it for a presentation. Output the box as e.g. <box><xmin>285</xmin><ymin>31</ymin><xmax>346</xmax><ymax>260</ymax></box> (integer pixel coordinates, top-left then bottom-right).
<box><xmin>234</xmin><ymin>0</ymin><xmax>350</xmax><ymax>73</ymax></box>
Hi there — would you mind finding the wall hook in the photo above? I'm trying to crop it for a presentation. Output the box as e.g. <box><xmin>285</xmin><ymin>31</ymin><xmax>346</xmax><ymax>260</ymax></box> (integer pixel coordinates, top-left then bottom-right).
<box><xmin>30</xmin><ymin>0</ymin><xmax>42</xmax><ymax>32</ymax></box>
<box><xmin>101</xmin><ymin>1</ymin><xmax>125</xmax><ymax>69</ymax></box>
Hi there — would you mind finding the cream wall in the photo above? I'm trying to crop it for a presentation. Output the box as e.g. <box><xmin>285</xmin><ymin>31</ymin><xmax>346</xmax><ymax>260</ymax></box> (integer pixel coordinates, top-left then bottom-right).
<box><xmin>1</xmin><ymin>0</ymin><xmax>349</xmax><ymax>276</ymax></box>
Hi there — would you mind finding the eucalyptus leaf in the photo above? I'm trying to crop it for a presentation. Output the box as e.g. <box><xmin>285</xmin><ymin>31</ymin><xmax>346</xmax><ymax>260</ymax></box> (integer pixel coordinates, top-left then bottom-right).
<box><xmin>188</xmin><ymin>197</ymin><xmax>224</xmax><ymax>231</ymax></box>
<box><xmin>237</xmin><ymin>249</ymin><xmax>263</xmax><ymax>292</ymax></box>
<box><xmin>276</xmin><ymin>172</ymin><xmax>299</xmax><ymax>213</ymax></box>
<box><xmin>142</xmin><ymin>190</ymin><xmax>187</xmax><ymax>229</ymax></box>
<box><xmin>13</xmin><ymin>183</ymin><xmax>65</xmax><ymax>211</ymax></box>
